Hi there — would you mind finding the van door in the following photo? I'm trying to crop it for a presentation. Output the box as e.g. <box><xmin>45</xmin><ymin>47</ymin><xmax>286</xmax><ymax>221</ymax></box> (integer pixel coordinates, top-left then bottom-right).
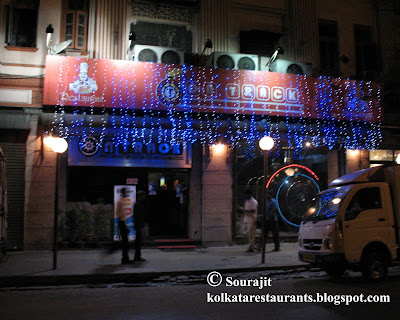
<box><xmin>342</xmin><ymin>184</ymin><xmax>395</xmax><ymax>263</ymax></box>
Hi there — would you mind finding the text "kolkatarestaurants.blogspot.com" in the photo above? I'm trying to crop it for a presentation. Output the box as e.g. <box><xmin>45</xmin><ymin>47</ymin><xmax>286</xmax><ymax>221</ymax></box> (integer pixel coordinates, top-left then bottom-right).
<box><xmin>206</xmin><ymin>271</ymin><xmax>390</xmax><ymax>306</ymax></box>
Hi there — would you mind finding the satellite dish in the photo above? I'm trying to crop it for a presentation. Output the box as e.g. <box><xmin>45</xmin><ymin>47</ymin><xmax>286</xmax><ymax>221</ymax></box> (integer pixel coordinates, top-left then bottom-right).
<box><xmin>49</xmin><ymin>40</ymin><xmax>72</xmax><ymax>55</ymax></box>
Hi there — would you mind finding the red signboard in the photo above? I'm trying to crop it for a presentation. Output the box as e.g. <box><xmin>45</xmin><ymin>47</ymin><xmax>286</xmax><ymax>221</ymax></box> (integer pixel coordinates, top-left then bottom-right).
<box><xmin>43</xmin><ymin>56</ymin><xmax>382</xmax><ymax>122</ymax></box>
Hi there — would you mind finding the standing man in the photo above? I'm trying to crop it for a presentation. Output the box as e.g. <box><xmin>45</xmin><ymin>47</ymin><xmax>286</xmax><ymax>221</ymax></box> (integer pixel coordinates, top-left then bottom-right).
<box><xmin>116</xmin><ymin>187</ymin><xmax>132</xmax><ymax>264</ymax></box>
<box><xmin>242</xmin><ymin>189</ymin><xmax>258</xmax><ymax>252</ymax></box>
<box><xmin>133</xmin><ymin>191</ymin><xmax>146</xmax><ymax>262</ymax></box>
<box><xmin>265</xmin><ymin>190</ymin><xmax>280</xmax><ymax>251</ymax></box>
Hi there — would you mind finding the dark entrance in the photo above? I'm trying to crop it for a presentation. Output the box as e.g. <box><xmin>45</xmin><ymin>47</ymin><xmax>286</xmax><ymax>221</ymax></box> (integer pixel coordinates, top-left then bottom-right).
<box><xmin>147</xmin><ymin>171</ymin><xmax>188</xmax><ymax>237</ymax></box>
<box><xmin>67</xmin><ymin>166</ymin><xmax>189</xmax><ymax>238</ymax></box>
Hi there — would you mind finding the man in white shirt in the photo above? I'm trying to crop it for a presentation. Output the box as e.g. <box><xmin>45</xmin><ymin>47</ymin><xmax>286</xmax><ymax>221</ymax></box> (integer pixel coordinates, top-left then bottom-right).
<box><xmin>242</xmin><ymin>190</ymin><xmax>258</xmax><ymax>252</ymax></box>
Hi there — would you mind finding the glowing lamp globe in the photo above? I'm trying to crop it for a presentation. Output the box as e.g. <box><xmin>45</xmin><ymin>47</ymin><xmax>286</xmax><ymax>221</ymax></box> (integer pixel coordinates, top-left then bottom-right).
<box><xmin>259</xmin><ymin>136</ymin><xmax>274</xmax><ymax>151</ymax></box>
<box><xmin>44</xmin><ymin>136</ymin><xmax>55</xmax><ymax>148</ymax></box>
<box><xmin>51</xmin><ymin>137</ymin><xmax>68</xmax><ymax>153</ymax></box>
<box><xmin>212</xmin><ymin>143</ymin><xmax>225</xmax><ymax>154</ymax></box>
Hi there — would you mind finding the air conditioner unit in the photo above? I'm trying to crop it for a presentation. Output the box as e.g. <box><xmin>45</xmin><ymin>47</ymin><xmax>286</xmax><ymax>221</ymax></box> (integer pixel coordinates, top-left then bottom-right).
<box><xmin>207</xmin><ymin>52</ymin><xmax>259</xmax><ymax>71</ymax></box>
<box><xmin>269</xmin><ymin>59</ymin><xmax>312</xmax><ymax>76</ymax></box>
<box><xmin>132</xmin><ymin>45</ymin><xmax>184</xmax><ymax>65</ymax></box>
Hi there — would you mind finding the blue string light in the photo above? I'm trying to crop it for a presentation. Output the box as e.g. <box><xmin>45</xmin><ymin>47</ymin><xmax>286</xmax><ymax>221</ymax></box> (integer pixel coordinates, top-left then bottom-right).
<box><xmin>49</xmin><ymin>60</ymin><xmax>382</xmax><ymax>159</ymax></box>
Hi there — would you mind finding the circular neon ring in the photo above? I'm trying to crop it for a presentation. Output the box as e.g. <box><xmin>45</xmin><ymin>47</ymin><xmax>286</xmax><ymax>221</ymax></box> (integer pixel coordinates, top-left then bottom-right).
<box><xmin>276</xmin><ymin>173</ymin><xmax>320</xmax><ymax>227</ymax></box>
<box><xmin>266</xmin><ymin>164</ymin><xmax>319</xmax><ymax>189</ymax></box>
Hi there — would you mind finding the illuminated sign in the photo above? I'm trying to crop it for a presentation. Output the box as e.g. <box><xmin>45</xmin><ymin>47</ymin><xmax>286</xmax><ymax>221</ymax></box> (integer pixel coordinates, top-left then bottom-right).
<box><xmin>69</xmin><ymin>135</ymin><xmax>191</xmax><ymax>168</ymax></box>
<box><xmin>43</xmin><ymin>56</ymin><xmax>382</xmax><ymax>122</ymax></box>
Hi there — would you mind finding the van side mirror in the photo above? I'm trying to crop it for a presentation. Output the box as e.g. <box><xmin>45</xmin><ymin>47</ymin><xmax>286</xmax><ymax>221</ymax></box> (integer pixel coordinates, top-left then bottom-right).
<box><xmin>345</xmin><ymin>208</ymin><xmax>361</xmax><ymax>221</ymax></box>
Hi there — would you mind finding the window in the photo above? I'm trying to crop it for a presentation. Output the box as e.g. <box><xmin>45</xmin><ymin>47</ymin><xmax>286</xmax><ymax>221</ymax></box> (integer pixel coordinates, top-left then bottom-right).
<box><xmin>345</xmin><ymin>187</ymin><xmax>381</xmax><ymax>221</ymax></box>
<box><xmin>130</xmin><ymin>21</ymin><xmax>192</xmax><ymax>52</ymax></box>
<box><xmin>61</xmin><ymin>0</ymin><xmax>89</xmax><ymax>51</ymax></box>
<box><xmin>369</xmin><ymin>150</ymin><xmax>400</xmax><ymax>166</ymax></box>
<box><xmin>394</xmin><ymin>0</ymin><xmax>400</xmax><ymax>15</ymax></box>
<box><xmin>239</xmin><ymin>30</ymin><xmax>282</xmax><ymax>56</ymax></box>
<box><xmin>318</xmin><ymin>20</ymin><xmax>339</xmax><ymax>77</ymax></box>
<box><xmin>354</xmin><ymin>25</ymin><xmax>380</xmax><ymax>80</ymax></box>
<box><xmin>6</xmin><ymin>0</ymin><xmax>39</xmax><ymax>48</ymax></box>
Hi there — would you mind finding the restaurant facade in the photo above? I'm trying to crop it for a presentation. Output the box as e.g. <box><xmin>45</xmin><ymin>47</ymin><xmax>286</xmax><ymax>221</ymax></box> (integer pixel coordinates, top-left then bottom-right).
<box><xmin>0</xmin><ymin>0</ymin><xmax>399</xmax><ymax>250</ymax></box>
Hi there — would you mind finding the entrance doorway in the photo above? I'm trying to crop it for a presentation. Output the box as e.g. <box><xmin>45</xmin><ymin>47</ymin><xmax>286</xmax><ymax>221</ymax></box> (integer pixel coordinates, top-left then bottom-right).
<box><xmin>148</xmin><ymin>171</ymin><xmax>188</xmax><ymax>237</ymax></box>
<box><xmin>67</xmin><ymin>166</ymin><xmax>189</xmax><ymax>238</ymax></box>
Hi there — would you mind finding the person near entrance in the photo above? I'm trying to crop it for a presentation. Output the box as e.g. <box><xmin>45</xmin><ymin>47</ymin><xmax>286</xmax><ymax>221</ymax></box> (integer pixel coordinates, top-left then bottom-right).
<box><xmin>116</xmin><ymin>187</ymin><xmax>132</xmax><ymax>264</ymax></box>
<box><xmin>241</xmin><ymin>189</ymin><xmax>258</xmax><ymax>252</ymax></box>
<box><xmin>133</xmin><ymin>190</ymin><xmax>146</xmax><ymax>262</ymax></box>
<box><xmin>265</xmin><ymin>190</ymin><xmax>280</xmax><ymax>252</ymax></box>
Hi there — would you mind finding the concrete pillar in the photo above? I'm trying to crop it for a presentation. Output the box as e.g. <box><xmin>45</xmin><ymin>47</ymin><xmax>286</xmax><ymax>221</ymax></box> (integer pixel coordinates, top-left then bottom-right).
<box><xmin>24</xmin><ymin>113</ymin><xmax>57</xmax><ymax>250</ymax></box>
<box><xmin>346</xmin><ymin>149</ymin><xmax>361</xmax><ymax>174</ymax></box>
<box><xmin>327</xmin><ymin>150</ymin><xmax>339</xmax><ymax>184</ymax></box>
<box><xmin>201</xmin><ymin>143</ymin><xmax>233</xmax><ymax>246</ymax></box>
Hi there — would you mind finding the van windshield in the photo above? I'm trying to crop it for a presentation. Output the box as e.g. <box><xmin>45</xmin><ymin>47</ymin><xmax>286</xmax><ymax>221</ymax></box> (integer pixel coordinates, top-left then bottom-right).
<box><xmin>302</xmin><ymin>186</ymin><xmax>352</xmax><ymax>222</ymax></box>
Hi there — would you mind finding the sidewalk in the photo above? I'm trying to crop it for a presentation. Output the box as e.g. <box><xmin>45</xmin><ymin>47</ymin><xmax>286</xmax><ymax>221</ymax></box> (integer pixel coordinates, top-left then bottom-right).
<box><xmin>0</xmin><ymin>241</ymin><xmax>309</xmax><ymax>288</ymax></box>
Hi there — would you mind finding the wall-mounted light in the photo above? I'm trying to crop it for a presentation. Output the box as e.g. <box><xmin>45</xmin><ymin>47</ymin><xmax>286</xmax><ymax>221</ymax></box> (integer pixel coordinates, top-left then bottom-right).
<box><xmin>265</xmin><ymin>47</ymin><xmax>284</xmax><ymax>71</ymax></box>
<box><xmin>51</xmin><ymin>137</ymin><xmax>68</xmax><ymax>154</ymax></box>
<box><xmin>201</xmin><ymin>39</ymin><xmax>213</xmax><ymax>56</ymax></box>
<box><xmin>212</xmin><ymin>143</ymin><xmax>225</xmax><ymax>154</ymax></box>
<box><xmin>44</xmin><ymin>135</ymin><xmax>54</xmax><ymax>148</ymax></box>
<box><xmin>127</xmin><ymin>32</ymin><xmax>136</xmax><ymax>59</ymax></box>
<box><xmin>44</xmin><ymin>136</ymin><xmax>68</xmax><ymax>153</ymax></box>
<box><xmin>207</xmin><ymin>143</ymin><xmax>230</xmax><ymax>162</ymax></box>
<box><xmin>348</xmin><ymin>149</ymin><xmax>360</xmax><ymax>157</ymax></box>
<box><xmin>46</xmin><ymin>24</ymin><xmax>54</xmax><ymax>55</ymax></box>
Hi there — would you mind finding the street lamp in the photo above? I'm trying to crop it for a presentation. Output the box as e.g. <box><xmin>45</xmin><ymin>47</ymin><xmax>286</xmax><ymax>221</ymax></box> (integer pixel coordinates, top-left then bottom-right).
<box><xmin>47</xmin><ymin>137</ymin><xmax>68</xmax><ymax>269</ymax></box>
<box><xmin>259</xmin><ymin>136</ymin><xmax>274</xmax><ymax>264</ymax></box>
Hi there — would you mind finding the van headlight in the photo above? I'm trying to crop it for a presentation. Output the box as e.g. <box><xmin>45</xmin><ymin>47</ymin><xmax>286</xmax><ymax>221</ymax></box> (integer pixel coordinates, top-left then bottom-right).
<box><xmin>323</xmin><ymin>239</ymin><xmax>333</xmax><ymax>249</ymax></box>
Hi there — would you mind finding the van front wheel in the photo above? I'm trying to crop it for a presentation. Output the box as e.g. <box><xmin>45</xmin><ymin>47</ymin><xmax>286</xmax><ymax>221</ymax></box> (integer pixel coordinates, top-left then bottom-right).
<box><xmin>361</xmin><ymin>249</ymin><xmax>388</xmax><ymax>281</ymax></box>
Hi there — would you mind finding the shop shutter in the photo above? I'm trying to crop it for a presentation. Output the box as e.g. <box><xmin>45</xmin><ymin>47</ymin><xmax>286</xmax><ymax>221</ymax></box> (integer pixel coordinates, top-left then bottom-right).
<box><xmin>0</xmin><ymin>143</ymin><xmax>26</xmax><ymax>250</ymax></box>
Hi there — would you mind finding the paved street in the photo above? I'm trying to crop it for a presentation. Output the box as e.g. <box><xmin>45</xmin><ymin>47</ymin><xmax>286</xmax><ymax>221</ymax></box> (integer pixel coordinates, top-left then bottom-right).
<box><xmin>1</xmin><ymin>270</ymin><xmax>399</xmax><ymax>320</ymax></box>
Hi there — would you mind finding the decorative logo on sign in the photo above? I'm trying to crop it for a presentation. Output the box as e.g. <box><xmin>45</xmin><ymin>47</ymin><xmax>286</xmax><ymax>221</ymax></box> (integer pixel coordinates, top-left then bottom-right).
<box><xmin>157</xmin><ymin>69</ymin><xmax>183</xmax><ymax>106</ymax></box>
<box><xmin>79</xmin><ymin>136</ymin><xmax>100</xmax><ymax>156</ymax></box>
<box><xmin>69</xmin><ymin>62</ymin><xmax>98</xmax><ymax>94</ymax></box>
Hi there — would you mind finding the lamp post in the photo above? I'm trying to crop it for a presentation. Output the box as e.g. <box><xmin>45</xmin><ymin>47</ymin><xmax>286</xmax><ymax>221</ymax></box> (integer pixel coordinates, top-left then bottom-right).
<box><xmin>127</xmin><ymin>32</ymin><xmax>136</xmax><ymax>60</ymax></box>
<box><xmin>46</xmin><ymin>137</ymin><xmax>68</xmax><ymax>270</ymax></box>
<box><xmin>259</xmin><ymin>136</ymin><xmax>274</xmax><ymax>264</ymax></box>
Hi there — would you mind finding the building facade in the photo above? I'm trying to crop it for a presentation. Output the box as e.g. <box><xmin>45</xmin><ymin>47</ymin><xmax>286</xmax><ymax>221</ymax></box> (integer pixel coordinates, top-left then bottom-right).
<box><xmin>0</xmin><ymin>0</ymin><xmax>399</xmax><ymax>250</ymax></box>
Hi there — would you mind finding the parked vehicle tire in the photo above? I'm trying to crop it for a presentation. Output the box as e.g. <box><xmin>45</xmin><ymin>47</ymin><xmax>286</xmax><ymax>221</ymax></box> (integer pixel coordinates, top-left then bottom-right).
<box><xmin>361</xmin><ymin>249</ymin><xmax>388</xmax><ymax>281</ymax></box>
